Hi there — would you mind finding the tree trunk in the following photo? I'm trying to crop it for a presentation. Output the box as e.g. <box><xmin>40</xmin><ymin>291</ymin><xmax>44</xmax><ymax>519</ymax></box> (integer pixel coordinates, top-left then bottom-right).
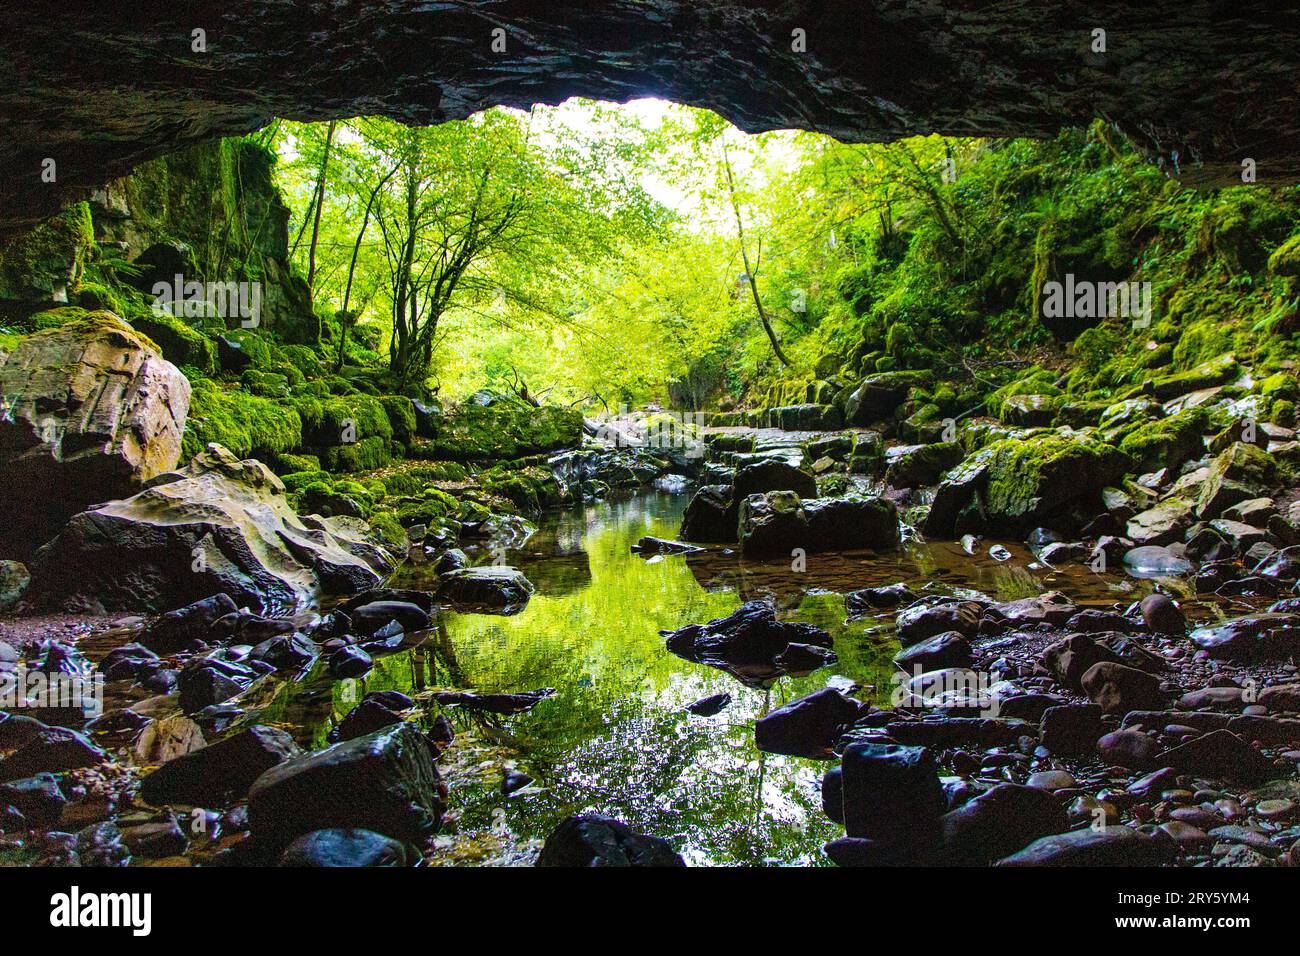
<box><xmin>306</xmin><ymin>119</ymin><xmax>336</xmax><ymax>291</ymax></box>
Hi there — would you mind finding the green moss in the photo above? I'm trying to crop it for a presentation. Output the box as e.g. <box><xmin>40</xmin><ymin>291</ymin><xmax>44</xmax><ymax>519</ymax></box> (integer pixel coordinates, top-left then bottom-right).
<box><xmin>274</xmin><ymin>453</ymin><xmax>321</xmax><ymax>474</ymax></box>
<box><xmin>128</xmin><ymin>309</ymin><xmax>219</xmax><ymax>374</ymax></box>
<box><xmin>320</xmin><ymin>435</ymin><xmax>393</xmax><ymax>473</ymax></box>
<box><xmin>429</xmin><ymin>402</ymin><xmax>583</xmax><ymax>461</ymax></box>
<box><xmin>367</xmin><ymin>510</ymin><xmax>409</xmax><ymax>552</ymax></box>
<box><xmin>395</xmin><ymin>488</ymin><xmax>460</xmax><ymax>526</ymax></box>
<box><xmin>983</xmin><ymin>432</ymin><xmax>1130</xmax><ymax>527</ymax></box>
<box><xmin>380</xmin><ymin>395</ymin><xmax>418</xmax><ymax>445</ymax></box>
<box><xmin>1268</xmin><ymin>232</ymin><xmax>1300</xmax><ymax>277</ymax></box>
<box><xmin>181</xmin><ymin>377</ymin><xmax>303</xmax><ymax>460</ymax></box>
<box><xmin>0</xmin><ymin>202</ymin><xmax>94</xmax><ymax>298</ymax></box>
<box><xmin>1117</xmin><ymin>407</ymin><xmax>1208</xmax><ymax>473</ymax></box>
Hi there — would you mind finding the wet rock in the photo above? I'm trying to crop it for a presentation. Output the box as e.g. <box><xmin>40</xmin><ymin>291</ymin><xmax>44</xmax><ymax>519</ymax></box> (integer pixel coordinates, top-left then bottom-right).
<box><xmin>27</xmin><ymin>444</ymin><xmax>392</xmax><ymax>613</ymax></box>
<box><xmin>894</xmin><ymin>631</ymin><xmax>972</xmax><ymax>671</ymax></box>
<box><xmin>327</xmin><ymin>697</ymin><xmax>405</xmax><ymax>744</ymax></box>
<box><xmin>1157</xmin><ymin>730</ymin><xmax>1274</xmax><ymax>782</ymax></box>
<box><xmin>1040</xmin><ymin>703</ymin><xmax>1104</xmax><ymax>757</ymax></box>
<box><xmin>1065</xmin><ymin>609</ymin><xmax>1137</xmax><ymax>633</ymax></box>
<box><xmin>432</xmin><ymin>548</ymin><xmax>469</xmax><ymax>574</ymax></box>
<box><xmin>349</xmin><ymin>600</ymin><xmax>431</xmax><ymax>637</ymax></box>
<box><xmin>1140</xmin><ymin>592</ymin><xmax>1186</xmax><ymax>634</ymax></box>
<box><xmin>996</xmin><ymin>825</ymin><xmax>1174</xmax><ymax>866</ymax></box>
<box><xmin>436</xmin><ymin>566</ymin><xmax>534</xmax><ymax>613</ymax></box>
<box><xmin>845</xmin><ymin>582</ymin><xmax>916</xmax><ymax>613</ymax></box>
<box><xmin>736</xmin><ymin>491</ymin><xmax>806</xmax><ymax>555</ymax></box>
<box><xmin>998</xmin><ymin>693</ymin><xmax>1068</xmax><ymax>723</ymax></box>
<box><xmin>920</xmin><ymin>447</ymin><xmax>996</xmax><ymax>537</ymax></box>
<box><xmin>1081</xmin><ymin>661</ymin><xmax>1166</xmax><ymax>714</ymax></box>
<box><xmin>1027</xmin><ymin>770</ymin><xmax>1077</xmax><ymax>790</ymax></box>
<box><xmin>249</xmin><ymin>632</ymin><xmax>318</xmax><ymax>670</ymax></box>
<box><xmin>327</xmin><ymin>645</ymin><xmax>373</xmax><ymax>678</ymax></box>
<box><xmin>844</xmin><ymin>372</ymin><xmax>930</xmax><ymax>426</ymax></box>
<box><xmin>101</xmin><ymin>642</ymin><xmax>161</xmax><ymax>682</ymax></box>
<box><xmin>133</xmin><ymin>714</ymin><xmax>205</xmax><ymax>765</ymax></box>
<box><xmin>1097</xmin><ymin>729</ymin><xmax>1162</xmax><ymax>769</ymax></box>
<box><xmin>140</xmin><ymin>593</ymin><xmax>239</xmax><ymax>653</ymax></box>
<box><xmin>1254</xmin><ymin>545</ymin><xmax>1300</xmax><ymax>581</ymax></box>
<box><xmin>631</xmin><ymin>536</ymin><xmax>702</xmax><ymax>555</ymax></box>
<box><xmin>824</xmin><ymin>835</ymin><xmax>922</xmax><ymax>866</ymax></box>
<box><xmin>1259</xmin><ymin>683</ymin><xmax>1300</xmax><ymax>712</ymax></box>
<box><xmin>938</xmin><ymin>783</ymin><xmax>1068</xmax><ymax>865</ymax></box>
<box><xmin>994</xmin><ymin>591</ymin><xmax>1076</xmax><ymax>627</ymax></box>
<box><xmin>0</xmin><ymin>726</ymin><xmax>105</xmax><ymax>782</ymax></box>
<box><xmin>1041</xmin><ymin>634</ymin><xmax>1124</xmax><ymax>689</ymax></box>
<box><xmin>280</xmin><ymin>828</ymin><xmax>414</xmax><ymax>867</ymax></box>
<box><xmin>1189</xmin><ymin>613</ymin><xmax>1300</xmax><ymax>660</ymax></box>
<box><xmin>1123</xmin><ymin>544</ymin><xmax>1193</xmax><ymax>575</ymax></box>
<box><xmin>0</xmin><ymin>713</ymin><xmax>50</xmax><ymax>749</ymax></box>
<box><xmin>536</xmin><ymin>814</ymin><xmax>684</xmax><ymax>867</ymax></box>
<box><xmin>1196</xmin><ymin>442</ymin><xmax>1277</xmax><ymax>520</ymax></box>
<box><xmin>248</xmin><ymin>722</ymin><xmax>444</xmax><ymax>847</ymax></box>
<box><xmin>496</xmin><ymin>770</ymin><xmax>532</xmax><ymax>796</ymax></box>
<box><xmin>896</xmin><ymin>600</ymin><xmax>983</xmax><ymax>646</ymax></box>
<box><xmin>140</xmin><ymin>725</ymin><xmax>300</xmax><ymax>808</ymax></box>
<box><xmin>685</xmin><ymin>692</ymin><xmax>731</xmax><ymax>716</ymax></box>
<box><xmin>177</xmin><ymin>658</ymin><xmax>259</xmax><ymax>714</ymax></box>
<box><xmin>754</xmin><ymin>688</ymin><xmax>861</xmax><ymax>759</ymax></box>
<box><xmin>732</xmin><ymin>459</ymin><xmax>818</xmax><ymax>501</ymax></box>
<box><xmin>774</xmin><ymin>642</ymin><xmax>838</xmax><ymax>672</ymax></box>
<box><xmin>802</xmin><ymin>496</ymin><xmax>900</xmax><ymax>552</ymax></box>
<box><xmin>880</xmin><ymin>717</ymin><xmax>1032</xmax><ymax>749</ymax></box>
<box><xmin>838</xmin><ymin>742</ymin><xmax>946</xmax><ymax>842</ymax></box>
<box><xmin>678</xmin><ymin>484</ymin><xmax>738</xmax><ymax>543</ymax></box>
<box><xmin>663</xmin><ymin>601</ymin><xmax>831</xmax><ymax>685</ymax></box>
<box><xmin>0</xmin><ymin>772</ymin><xmax>65</xmax><ymax>826</ymax></box>
<box><xmin>431</xmin><ymin>688</ymin><xmax>555</xmax><ymax>714</ymax></box>
<box><xmin>883</xmin><ymin>442</ymin><xmax>963</xmax><ymax>488</ymax></box>
<box><xmin>0</xmin><ymin>313</ymin><xmax>190</xmax><ymax>558</ymax></box>
<box><xmin>119</xmin><ymin>814</ymin><xmax>187</xmax><ymax>859</ymax></box>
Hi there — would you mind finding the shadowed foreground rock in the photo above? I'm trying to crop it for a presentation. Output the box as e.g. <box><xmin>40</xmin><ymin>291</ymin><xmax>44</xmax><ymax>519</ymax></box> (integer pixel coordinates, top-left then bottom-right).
<box><xmin>248</xmin><ymin>722</ymin><xmax>444</xmax><ymax>848</ymax></box>
<box><xmin>0</xmin><ymin>311</ymin><xmax>190</xmax><ymax>558</ymax></box>
<box><xmin>536</xmin><ymin>814</ymin><xmax>685</xmax><ymax>867</ymax></box>
<box><xmin>26</xmin><ymin>443</ymin><xmax>393</xmax><ymax>614</ymax></box>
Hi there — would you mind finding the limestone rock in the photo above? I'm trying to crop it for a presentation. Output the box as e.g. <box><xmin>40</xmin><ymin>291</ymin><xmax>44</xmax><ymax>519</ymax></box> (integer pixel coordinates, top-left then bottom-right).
<box><xmin>0</xmin><ymin>311</ymin><xmax>190</xmax><ymax>557</ymax></box>
<box><xmin>26</xmin><ymin>443</ymin><xmax>392</xmax><ymax>613</ymax></box>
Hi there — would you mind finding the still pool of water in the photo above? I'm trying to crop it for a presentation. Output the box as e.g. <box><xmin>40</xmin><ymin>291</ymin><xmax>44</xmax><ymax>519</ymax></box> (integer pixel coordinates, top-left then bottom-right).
<box><xmin>228</xmin><ymin>491</ymin><xmax>1162</xmax><ymax>866</ymax></box>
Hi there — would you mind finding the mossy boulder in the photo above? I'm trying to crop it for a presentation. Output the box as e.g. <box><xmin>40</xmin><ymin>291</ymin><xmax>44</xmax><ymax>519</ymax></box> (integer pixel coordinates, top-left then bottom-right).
<box><xmin>380</xmin><ymin>395</ymin><xmax>418</xmax><ymax>445</ymax></box>
<box><xmin>128</xmin><ymin>309</ymin><xmax>219</xmax><ymax>374</ymax></box>
<box><xmin>182</xmin><ymin>377</ymin><xmax>302</xmax><ymax>461</ymax></box>
<box><xmin>844</xmin><ymin>370</ymin><xmax>934</xmax><ymax>426</ymax></box>
<box><xmin>1117</xmin><ymin>408</ymin><xmax>1208</xmax><ymax>474</ymax></box>
<box><xmin>884</xmin><ymin>442</ymin><xmax>964</xmax><ymax>487</ymax></box>
<box><xmin>320</xmin><ymin>435</ymin><xmax>393</xmax><ymax>473</ymax></box>
<box><xmin>1151</xmin><ymin>354</ymin><xmax>1238</xmax><ymax>401</ymax></box>
<box><xmin>981</xmin><ymin>432</ymin><xmax>1130</xmax><ymax>532</ymax></box>
<box><xmin>429</xmin><ymin>402</ymin><xmax>582</xmax><ymax>461</ymax></box>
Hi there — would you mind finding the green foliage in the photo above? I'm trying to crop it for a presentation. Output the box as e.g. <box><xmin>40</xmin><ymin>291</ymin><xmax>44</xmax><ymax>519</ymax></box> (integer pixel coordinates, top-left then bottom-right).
<box><xmin>182</xmin><ymin>376</ymin><xmax>303</xmax><ymax>460</ymax></box>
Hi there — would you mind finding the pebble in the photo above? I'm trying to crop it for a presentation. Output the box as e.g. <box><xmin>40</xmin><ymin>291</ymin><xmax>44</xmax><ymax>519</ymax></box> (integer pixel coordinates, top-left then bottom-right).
<box><xmin>1027</xmin><ymin>770</ymin><xmax>1076</xmax><ymax>790</ymax></box>
<box><xmin>1256</xmin><ymin>798</ymin><xmax>1294</xmax><ymax>819</ymax></box>
<box><xmin>1160</xmin><ymin>820</ymin><xmax>1212</xmax><ymax>847</ymax></box>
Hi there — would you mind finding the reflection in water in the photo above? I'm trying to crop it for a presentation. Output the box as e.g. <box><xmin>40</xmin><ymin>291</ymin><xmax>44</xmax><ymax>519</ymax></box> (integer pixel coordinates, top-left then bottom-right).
<box><xmin>240</xmin><ymin>492</ymin><xmax>1153</xmax><ymax>866</ymax></box>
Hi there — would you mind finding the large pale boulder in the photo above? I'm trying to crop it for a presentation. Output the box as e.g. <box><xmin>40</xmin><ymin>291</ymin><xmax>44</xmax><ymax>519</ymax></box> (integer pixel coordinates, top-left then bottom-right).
<box><xmin>26</xmin><ymin>443</ymin><xmax>392</xmax><ymax>613</ymax></box>
<box><xmin>0</xmin><ymin>311</ymin><xmax>190</xmax><ymax>557</ymax></box>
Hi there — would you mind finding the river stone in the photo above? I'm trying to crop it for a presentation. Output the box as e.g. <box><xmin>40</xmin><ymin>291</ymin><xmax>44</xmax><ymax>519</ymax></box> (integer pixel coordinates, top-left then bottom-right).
<box><xmin>1259</xmin><ymin>683</ymin><xmax>1300</xmax><ymax>712</ymax></box>
<box><xmin>737</xmin><ymin>490</ymin><xmax>808</xmax><ymax>555</ymax></box>
<box><xmin>1097</xmin><ymin>729</ymin><xmax>1162</xmax><ymax>769</ymax></box>
<box><xmin>140</xmin><ymin>593</ymin><xmax>239</xmax><ymax>653</ymax></box>
<box><xmin>1156</xmin><ymin>730</ymin><xmax>1275</xmax><ymax>782</ymax></box>
<box><xmin>1041</xmin><ymin>634</ymin><xmax>1124</xmax><ymax>690</ymax></box>
<box><xmin>140</xmin><ymin>725</ymin><xmax>300</xmax><ymax>808</ymax></box>
<box><xmin>733</xmin><ymin>459</ymin><xmax>817</xmax><ymax>500</ymax></box>
<box><xmin>938</xmin><ymin>783</ymin><xmax>1068</xmax><ymax>865</ymax></box>
<box><xmin>0</xmin><ymin>772</ymin><xmax>66</xmax><ymax>827</ymax></box>
<box><xmin>996</xmin><ymin>825</ymin><xmax>1174</xmax><ymax>866</ymax></box>
<box><xmin>1040</xmin><ymin>703</ymin><xmax>1104</xmax><ymax>757</ymax></box>
<box><xmin>327</xmin><ymin>697</ymin><xmax>405</xmax><ymax>743</ymax></box>
<box><xmin>845</xmin><ymin>582</ymin><xmax>917</xmax><ymax>613</ymax></box>
<box><xmin>26</xmin><ymin>443</ymin><xmax>392</xmax><ymax>614</ymax></box>
<box><xmin>0</xmin><ymin>312</ymin><xmax>190</xmax><ymax>558</ymax></box>
<box><xmin>0</xmin><ymin>725</ymin><xmax>105</xmax><ymax>782</ymax></box>
<box><xmin>1122</xmin><ymin>544</ymin><xmax>1193</xmax><ymax>575</ymax></box>
<box><xmin>349</xmin><ymin>600</ymin><xmax>431</xmax><ymax>636</ymax></box>
<box><xmin>755</xmin><ymin>688</ymin><xmax>861</xmax><ymax>760</ymax></box>
<box><xmin>536</xmin><ymin>813</ymin><xmax>685</xmax><ymax>867</ymax></box>
<box><xmin>678</xmin><ymin>484</ymin><xmax>738</xmax><ymax>543</ymax></box>
<box><xmin>1081</xmin><ymin>661</ymin><xmax>1166</xmax><ymax>714</ymax></box>
<box><xmin>280</xmin><ymin>828</ymin><xmax>413</xmax><ymax>867</ymax></box>
<box><xmin>1189</xmin><ymin>613</ymin><xmax>1300</xmax><ymax>660</ymax></box>
<box><xmin>248</xmin><ymin>722</ymin><xmax>443</xmax><ymax>847</ymax></box>
<box><xmin>663</xmin><ymin>601</ymin><xmax>831</xmax><ymax>685</ymax></box>
<box><xmin>839</xmin><ymin>742</ymin><xmax>946</xmax><ymax>842</ymax></box>
<box><xmin>894</xmin><ymin>631</ymin><xmax>972</xmax><ymax>671</ymax></box>
<box><xmin>896</xmin><ymin>600</ymin><xmax>983</xmax><ymax>646</ymax></box>
<box><xmin>435</xmin><ymin>566</ymin><xmax>533</xmax><ymax>613</ymax></box>
<box><xmin>883</xmin><ymin>442</ymin><xmax>964</xmax><ymax>488</ymax></box>
<box><xmin>1140</xmin><ymin>592</ymin><xmax>1186</xmax><ymax>634</ymax></box>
